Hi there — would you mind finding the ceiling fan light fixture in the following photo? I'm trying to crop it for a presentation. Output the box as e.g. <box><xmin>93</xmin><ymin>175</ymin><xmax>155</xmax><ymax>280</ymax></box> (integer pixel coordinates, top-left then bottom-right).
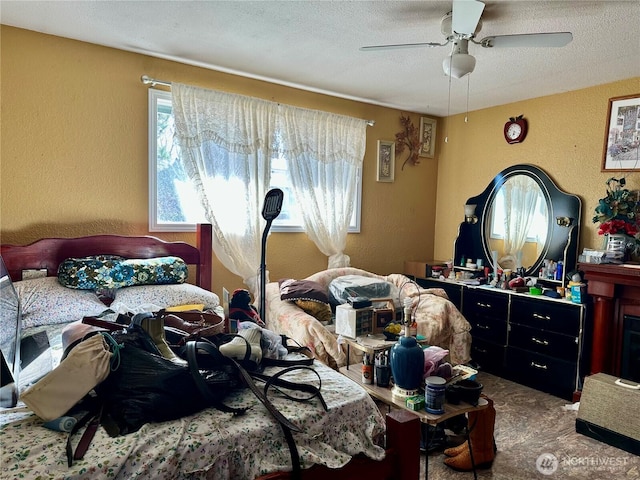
<box><xmin>443</xmin><ymin>52</ymin><xmax>476</xmax><ymax>78</ymax></box>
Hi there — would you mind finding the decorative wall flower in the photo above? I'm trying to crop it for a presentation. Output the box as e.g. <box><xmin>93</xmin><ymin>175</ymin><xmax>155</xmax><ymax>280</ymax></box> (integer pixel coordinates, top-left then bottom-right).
<box><xmin>592</xmin><ymin>177</ymin><xmax>640</xmax><ymax>244</ymax></box>
<box><xmin>395</xmin><ymin>113</ymin><xmax>421</xmax><ymax>170</ymax></box>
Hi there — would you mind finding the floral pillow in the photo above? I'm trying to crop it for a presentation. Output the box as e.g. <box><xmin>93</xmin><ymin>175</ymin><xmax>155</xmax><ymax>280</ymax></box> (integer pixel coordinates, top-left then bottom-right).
<box><xmin>57</xmin><ymin>256</ymin><xmax>188</xmax><ymax>290</ymax></box>
<box><xmin>14</xmin><ymin>277</ymin><xmax>109</xmax><ymax>329</ymax></box>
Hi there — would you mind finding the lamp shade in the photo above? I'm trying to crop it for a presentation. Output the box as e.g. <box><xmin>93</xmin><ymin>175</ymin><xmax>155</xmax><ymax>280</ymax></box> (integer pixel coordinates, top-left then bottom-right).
<box><xmin>464</xmin><ymin>204</ymin><xmax>477</xmax><ymax>217</ymax></box>
<box><xmin>443</xmin><ymin>53</ymin><xmax>476</xmax><ymax>79</ymax></box>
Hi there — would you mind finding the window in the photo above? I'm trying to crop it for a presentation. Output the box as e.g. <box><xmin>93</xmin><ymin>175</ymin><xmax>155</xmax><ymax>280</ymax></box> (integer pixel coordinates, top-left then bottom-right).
<box><xmin>489</xmin><ymin>187</ymin><xmax>547</xmax><ymax>242</ymax></box>
<box><xmin>149</xmin><ymin>90</ymin><xmax>361</xmax><ymax>233</ymax></box>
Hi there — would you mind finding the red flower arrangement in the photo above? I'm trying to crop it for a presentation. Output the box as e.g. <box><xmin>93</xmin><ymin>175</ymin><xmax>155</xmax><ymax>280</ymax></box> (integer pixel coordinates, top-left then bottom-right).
<box><xmin>597</xmin><ymin>218</ymin><xmax>638</xmax><ymax>236</ymax></box>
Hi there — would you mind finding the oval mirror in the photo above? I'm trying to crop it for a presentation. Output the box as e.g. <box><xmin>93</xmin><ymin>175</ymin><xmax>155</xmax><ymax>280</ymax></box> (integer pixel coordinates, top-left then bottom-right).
<box><xmin>454</xmin><ymin>164</ymin><xmax>581</xmax><ymax>283</ymax></box>
<box><xmin>485</xmin><ymin>174</ymin><xmax>549</xmax><ymax>271</ymax></box>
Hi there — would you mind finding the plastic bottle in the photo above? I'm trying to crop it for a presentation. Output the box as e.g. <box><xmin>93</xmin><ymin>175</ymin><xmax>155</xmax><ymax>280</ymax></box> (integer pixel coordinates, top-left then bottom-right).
<box><xmin>555</xmin><ymin>261</ymin><xmax>564</xmax><ymax>281</ymax></box>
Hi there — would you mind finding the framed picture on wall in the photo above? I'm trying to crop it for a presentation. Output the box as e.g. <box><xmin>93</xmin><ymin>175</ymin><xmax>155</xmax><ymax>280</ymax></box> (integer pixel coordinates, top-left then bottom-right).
<box><xmin>601</xmin><ymin>94</ymin><xmax>640</xmax><ymax>171</ymax></box>
<box><xmin>376</xmin><ymin>140</ymin><xmax>395</xmax><ymax>182</ymax></box>
<box><xmin>419</xmin><ymin>117</ymin><xmax>437</xmax><ymax>158</ymax></box>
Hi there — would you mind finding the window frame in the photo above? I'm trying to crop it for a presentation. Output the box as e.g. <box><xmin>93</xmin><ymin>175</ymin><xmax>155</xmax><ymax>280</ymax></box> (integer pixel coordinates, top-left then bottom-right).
<box><xmin>148</xmin><ymin>89</ymin><xmax>362</xmax><ymax>233</ymax></box>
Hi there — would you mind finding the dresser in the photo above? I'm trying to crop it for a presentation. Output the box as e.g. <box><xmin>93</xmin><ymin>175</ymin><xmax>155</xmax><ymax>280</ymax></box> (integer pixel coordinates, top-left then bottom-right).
<box><xmin>415</xmin><ymin>277</ymin><xmax>588</xmax><ymax>400</ymax></box>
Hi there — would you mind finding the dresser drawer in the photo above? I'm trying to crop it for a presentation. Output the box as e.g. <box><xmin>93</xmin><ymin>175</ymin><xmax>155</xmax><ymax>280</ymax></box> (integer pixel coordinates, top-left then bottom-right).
<box><xmin>464</xmin><ymin>289</ymin><xmax>509</xmax><ymax>344</ymax></box>
<box><xmin>505</xmin><ymin>347</ymin><xmax>577</xmax><ymax>400</ymax></box>
<box><xmin>470</xmin><ymin>317</ymin><xmax>508</xmax><ymax>344</ymax></box>
<box><xmin>510</xmin><ymin>297</ymin><xmax>581</xmax><ymax>336</ymax></box>
<box><xmin>509</xmin><ymin>323</ymin><xmax>579</xmax><ymax>362</ymax></box>
<box><xmin>471</xmin><ymin>338</ymin><xmax>505</xmax><ymax>374</ymax></box>
<box><xmin>463</xmin><ymin>289</ymin><xmax>509</xmax><ymax>320</ymax></box>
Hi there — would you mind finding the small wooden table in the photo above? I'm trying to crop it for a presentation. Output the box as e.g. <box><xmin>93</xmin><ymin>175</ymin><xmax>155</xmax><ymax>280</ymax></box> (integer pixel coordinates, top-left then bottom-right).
<box><xmin>340</xmin><ymin>334</ymin><xmax>430</xmax><ymax>370</ymax></box>
<box><xmin>339</xmin><ymin>365</ymin><xmax>488</xmax><ymax>480</ymax></box>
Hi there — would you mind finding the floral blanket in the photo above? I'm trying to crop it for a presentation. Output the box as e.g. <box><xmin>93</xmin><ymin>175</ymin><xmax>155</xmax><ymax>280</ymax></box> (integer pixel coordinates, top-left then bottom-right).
<box><xmin>1</xmin><ymin>355</ymin><xmax>385</xmax><ymax>480</ymax></box>
<box><xmin>266</xmin><ymin>268</ymin><xmax>472</xmax><ymax>368</ymax></box>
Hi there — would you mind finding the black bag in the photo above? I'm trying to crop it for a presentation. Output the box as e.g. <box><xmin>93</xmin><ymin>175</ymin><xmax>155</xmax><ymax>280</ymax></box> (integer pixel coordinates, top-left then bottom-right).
<box><xmin>94</xmin><ymin>326</ymin><xmax>245</xmax><ymax>437</ymax></box>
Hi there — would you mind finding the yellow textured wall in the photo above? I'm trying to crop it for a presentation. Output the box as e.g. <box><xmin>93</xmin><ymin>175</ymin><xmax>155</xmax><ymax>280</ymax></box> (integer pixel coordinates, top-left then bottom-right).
<box><xmin>0</xmin><ymin>26</ymin><xmax>438</xmax><ymax>297</ymax></box>
<box><xmin>433</xmin><ymin>77</ymin><xmax>640</xmax><ymax>264</ymax></box>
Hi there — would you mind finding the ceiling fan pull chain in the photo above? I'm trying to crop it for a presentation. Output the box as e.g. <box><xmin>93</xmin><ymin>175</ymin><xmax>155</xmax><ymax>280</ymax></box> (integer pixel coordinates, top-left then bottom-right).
<box><xmin>445</xmin><ymin>61</ymin><xmax>453</xmax><ymax>143</ymax></box>
<box><xmin>465</xmin><ymin>75</ymin><xmax>470</xmax><ymax>123</ymax></box>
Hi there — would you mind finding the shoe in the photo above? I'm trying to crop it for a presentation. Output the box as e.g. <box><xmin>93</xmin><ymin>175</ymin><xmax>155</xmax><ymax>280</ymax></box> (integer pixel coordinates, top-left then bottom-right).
<box><xmin>444</xmin><ymin>397</ymin><xmax>496</xmax><ymax>471</ymax></box>
<box><xmin>443</xmin><ymin>440</ymin><xmax>469</xmax><ymax>457</ymax></box>
<box><xmin>136</xmin><ymin>313</ymin><xmax>185</xmax><ymax>364</ymax></box>
<box><xmin>219</xmin><ymin>327</ymin><xmax>263</xmax><ymax>365</ymax></box>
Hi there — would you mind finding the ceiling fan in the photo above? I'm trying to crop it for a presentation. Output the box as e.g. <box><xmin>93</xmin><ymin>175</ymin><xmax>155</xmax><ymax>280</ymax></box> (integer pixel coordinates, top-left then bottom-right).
<box><xmin>361</xmin><ymin>0</ymin><xmax>572</xmax><ymax>79</ymax></box>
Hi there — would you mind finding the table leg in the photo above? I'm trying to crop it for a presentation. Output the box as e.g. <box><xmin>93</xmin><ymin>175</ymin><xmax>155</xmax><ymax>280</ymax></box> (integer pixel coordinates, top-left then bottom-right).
<box><xmin>424</xmin><ymin>422</ymin><xmax>429</xmax><ymax>480</ymax></box>
<box><xmin>465</xmin><ymin>421</ymin><xmax>478</xmax><ymax>480</ymax></box>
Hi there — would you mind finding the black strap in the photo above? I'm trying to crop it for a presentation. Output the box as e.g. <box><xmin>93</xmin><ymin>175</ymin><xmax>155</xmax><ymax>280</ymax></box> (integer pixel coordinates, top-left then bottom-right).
<box><xmin>261</xmin><ymin>356</ymin><xmax>314</xmax><ymax>367</ymax></box>
<box><xmin>186</xmin><ymin>340</ymin><xmax>305</xmax><ymax>479</ymax></box>
<box><xmin>250</xmin><ymin>367</ymin><xmax>327</xmax><ymax>411</ymax></box>
<box><xmin>185</xmin><ymin>342</ymin><xmax>248</xmax><ymax>416</ymax></box>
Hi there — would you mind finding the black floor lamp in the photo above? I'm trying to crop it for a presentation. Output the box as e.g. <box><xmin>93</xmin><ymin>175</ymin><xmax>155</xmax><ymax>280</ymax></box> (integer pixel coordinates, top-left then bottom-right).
<box><xmin>259</xmin><ymin>188</ymin><xmax>284</xmax><ymax>322</ymax></box>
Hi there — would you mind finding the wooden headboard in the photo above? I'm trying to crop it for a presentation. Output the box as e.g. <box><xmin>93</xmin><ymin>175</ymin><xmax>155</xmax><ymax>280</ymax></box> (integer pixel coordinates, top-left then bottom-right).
<box><xmin>0</xmin><ymin>224</ymin><xmax>213</xmax><ymax>290</ymax></box>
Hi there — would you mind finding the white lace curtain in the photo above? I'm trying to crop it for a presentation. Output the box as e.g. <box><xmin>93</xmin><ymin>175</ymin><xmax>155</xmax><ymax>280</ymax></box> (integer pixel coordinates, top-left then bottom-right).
<box><xmin>499</xmin><ymin>175</ymin><xmax>542</xmax><ymax>269</ymax></box>
<box><xmin>171</xmin><ymin>82</ymin><xmax>367</xmax><ymax>300</ymax></box>
<box><xmin>280</xmin><ymin>107</ymin><xmax>367</xmax><ymax>268</ymax></box>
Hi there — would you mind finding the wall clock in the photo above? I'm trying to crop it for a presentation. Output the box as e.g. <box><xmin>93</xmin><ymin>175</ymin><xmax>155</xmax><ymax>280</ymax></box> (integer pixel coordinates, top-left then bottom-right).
<box><xmin>504</xmin><ymin>115</ymin><xmax>528</xmax><ymax>144</ymax></box>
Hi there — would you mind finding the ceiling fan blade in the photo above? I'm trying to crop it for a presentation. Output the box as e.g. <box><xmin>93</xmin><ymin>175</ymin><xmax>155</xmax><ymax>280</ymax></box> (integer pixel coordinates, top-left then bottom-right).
<box><xmin>452</xmin><ymin>0</ymin><xmax>485</xmax><ymax>35</ymax></box>
<box><xmin>360</xmin><ymin>42</ymin><xmax>445</xmax><ymax>51</ymax></box>
<box><xmin>480</xmin><ymin>32</ymin><xmax>573</xmax><ymax>48</ymax></box>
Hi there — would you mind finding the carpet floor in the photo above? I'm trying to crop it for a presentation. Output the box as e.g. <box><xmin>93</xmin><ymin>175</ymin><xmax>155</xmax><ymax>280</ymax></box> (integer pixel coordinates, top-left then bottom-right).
<box><xmin>379</xmin><ymin>371</ymin><xmax>639</xmax><ymax>479</ymax></box>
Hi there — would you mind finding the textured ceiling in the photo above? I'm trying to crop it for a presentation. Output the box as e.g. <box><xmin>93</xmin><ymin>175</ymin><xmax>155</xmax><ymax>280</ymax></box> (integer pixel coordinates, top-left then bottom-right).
<box><xmin>1</xmin><ymin>0</ymin><xmax>639</xmax><ymax>116</ymax></box>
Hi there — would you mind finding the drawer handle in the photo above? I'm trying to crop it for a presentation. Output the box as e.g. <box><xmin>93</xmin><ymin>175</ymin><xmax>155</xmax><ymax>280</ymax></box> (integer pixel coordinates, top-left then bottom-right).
<box><xmin>477</xmin><ymin>302</ymin><xmax>492</xmax><ymax>309</ymax></box>
<box><xmin>531</xmin><ymin>337</ymin><xmax>549</xmax><ymax>346</ymax></box>
<box><xmin>530</xmin><ymin>361</ymin><xmax>548</xmax><ymax>370</ymax></box>
<box><xmin>532</xmin><ymin>313</ymin><xmax>551</xmax><ymax>321</ymax></box>
<box><xmin>474</xmin><ymin>347</ymin><xmax>488</xmax><ymax>354</ymax></box>
<box><xmin>477</xmin><ymin>324</ymin><xmax>491</xmax><ymax>330</ymax></box>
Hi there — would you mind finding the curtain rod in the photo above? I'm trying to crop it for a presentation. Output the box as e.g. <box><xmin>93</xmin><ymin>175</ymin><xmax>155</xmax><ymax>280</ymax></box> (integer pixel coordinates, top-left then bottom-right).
<box><xmin>140</xmin><ymin>75</ymin><xmax>376</xmax><ymax>126</ymax></box>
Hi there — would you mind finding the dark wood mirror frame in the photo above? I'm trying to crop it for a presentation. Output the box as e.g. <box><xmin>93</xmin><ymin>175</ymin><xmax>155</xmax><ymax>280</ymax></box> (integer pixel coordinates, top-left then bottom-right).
<box><xmin>454</xmin><ymin>164</ymin><xmax>582</xmax><ymax>285</ymax></box>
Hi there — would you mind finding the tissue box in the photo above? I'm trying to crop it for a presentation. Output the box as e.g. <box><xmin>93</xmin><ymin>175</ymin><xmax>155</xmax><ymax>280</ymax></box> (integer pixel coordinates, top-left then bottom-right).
<box><xmin>335</xmin><ymin>304</ymin><xmax>373</xmax><ymax>338</ymax></box>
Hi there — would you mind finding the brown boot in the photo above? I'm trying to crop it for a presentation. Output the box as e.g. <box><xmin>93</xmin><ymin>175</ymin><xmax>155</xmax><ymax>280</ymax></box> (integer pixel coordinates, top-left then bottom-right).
<box><xmin>444</xmin><ymin>397</ymin><xmax>496</xmax><ymax>471</ymax></box>
<box><xmin>443</xmin><ymin>441</ymin><xmax>469</xmax><ymax>457</ymax></box>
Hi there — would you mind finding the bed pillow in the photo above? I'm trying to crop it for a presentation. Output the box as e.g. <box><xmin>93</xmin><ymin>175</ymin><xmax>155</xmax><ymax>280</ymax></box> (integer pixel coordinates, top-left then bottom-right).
<box><xmin>294</xmin><ymin>299</ymin><xmax>333</xmax><ymax>324</ymax></box>
<box><xmin>110</xmin><ymin>283</ymin><xmax>221</xmax><ymax>314</ymax></box>
<box><xmin>57</xmin><ymin>255</ymin><xmax>188</xmax><ymax>290</ymax></box>
<box><xmin>328</xmin><ymin>275</ymin><xmax>397</xmax><ymax>305</ymax></box>
<box><xmin>278</xmin><ymin>278</ymin><xmax>329</xmax><ymax>304</ymax></box>
<box><xmin>14</xmin><ymin>277</ymin><xmax>109</xmax><ymax>329</ymax></box>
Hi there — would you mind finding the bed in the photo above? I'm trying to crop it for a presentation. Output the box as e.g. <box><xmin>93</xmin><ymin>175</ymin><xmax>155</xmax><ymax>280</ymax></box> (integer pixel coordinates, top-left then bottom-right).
<box><xmin>265</xmin><ymin>267</ymin><xmax>472</xmax><ymax>369</ymax></box>
<box><xmin>0</xmin><ymin>225</ymin><xmax>419</xmax><ymax>480</ymax></box>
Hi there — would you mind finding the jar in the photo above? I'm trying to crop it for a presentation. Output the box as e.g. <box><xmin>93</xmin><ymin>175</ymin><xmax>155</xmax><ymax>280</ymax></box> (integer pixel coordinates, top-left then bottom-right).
<box><xmin>425</xmin><ymin>376</ymin><xmax>446</xmax><ymax>414</ymax></box>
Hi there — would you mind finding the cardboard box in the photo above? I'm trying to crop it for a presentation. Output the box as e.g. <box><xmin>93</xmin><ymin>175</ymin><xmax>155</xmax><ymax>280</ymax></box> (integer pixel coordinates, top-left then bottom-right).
<box><xmin>335</xmin><ymin>304</ymin><xmax>373</xmax><ymax>338</ymax></box>
<box><xmin>404</xmin><ymin>260</ymin><xmax>447</xmax><ymax>279</ymax></box>
<box><xmin>406</xmin><ymin>395</ymin><xmax>425</xmax><ymax>411</ymax></box>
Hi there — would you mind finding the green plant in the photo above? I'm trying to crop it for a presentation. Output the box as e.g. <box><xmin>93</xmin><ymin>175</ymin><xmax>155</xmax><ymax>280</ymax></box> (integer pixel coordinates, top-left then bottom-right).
<box><xmin>592</xmin><ymin>177</ymin><xmax>639</xmax><ymax>242</ymax></box>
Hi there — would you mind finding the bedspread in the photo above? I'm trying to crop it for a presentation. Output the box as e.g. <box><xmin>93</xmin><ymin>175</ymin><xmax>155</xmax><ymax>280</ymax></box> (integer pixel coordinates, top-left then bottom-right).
<box><xmin>0</xmin><ymin>355</ymin><xmax>385</xmax><ymax>480</ymax></box>
<box><xmin>266</xmin><ymin>268</ymin><xmax>472</xmax><ymax>368</ymax></box>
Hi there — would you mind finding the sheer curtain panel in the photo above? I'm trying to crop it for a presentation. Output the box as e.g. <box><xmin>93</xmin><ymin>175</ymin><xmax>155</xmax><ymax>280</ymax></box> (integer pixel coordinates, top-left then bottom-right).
<box><xmin>280</xmin><ymin>107</ymin><xmax>367</xmax><ymax>268</ymax></box>
<box><xmin>171</xmin><ymin>83</ymin><xmax>277</xmax><ymax>296</ymax></box>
